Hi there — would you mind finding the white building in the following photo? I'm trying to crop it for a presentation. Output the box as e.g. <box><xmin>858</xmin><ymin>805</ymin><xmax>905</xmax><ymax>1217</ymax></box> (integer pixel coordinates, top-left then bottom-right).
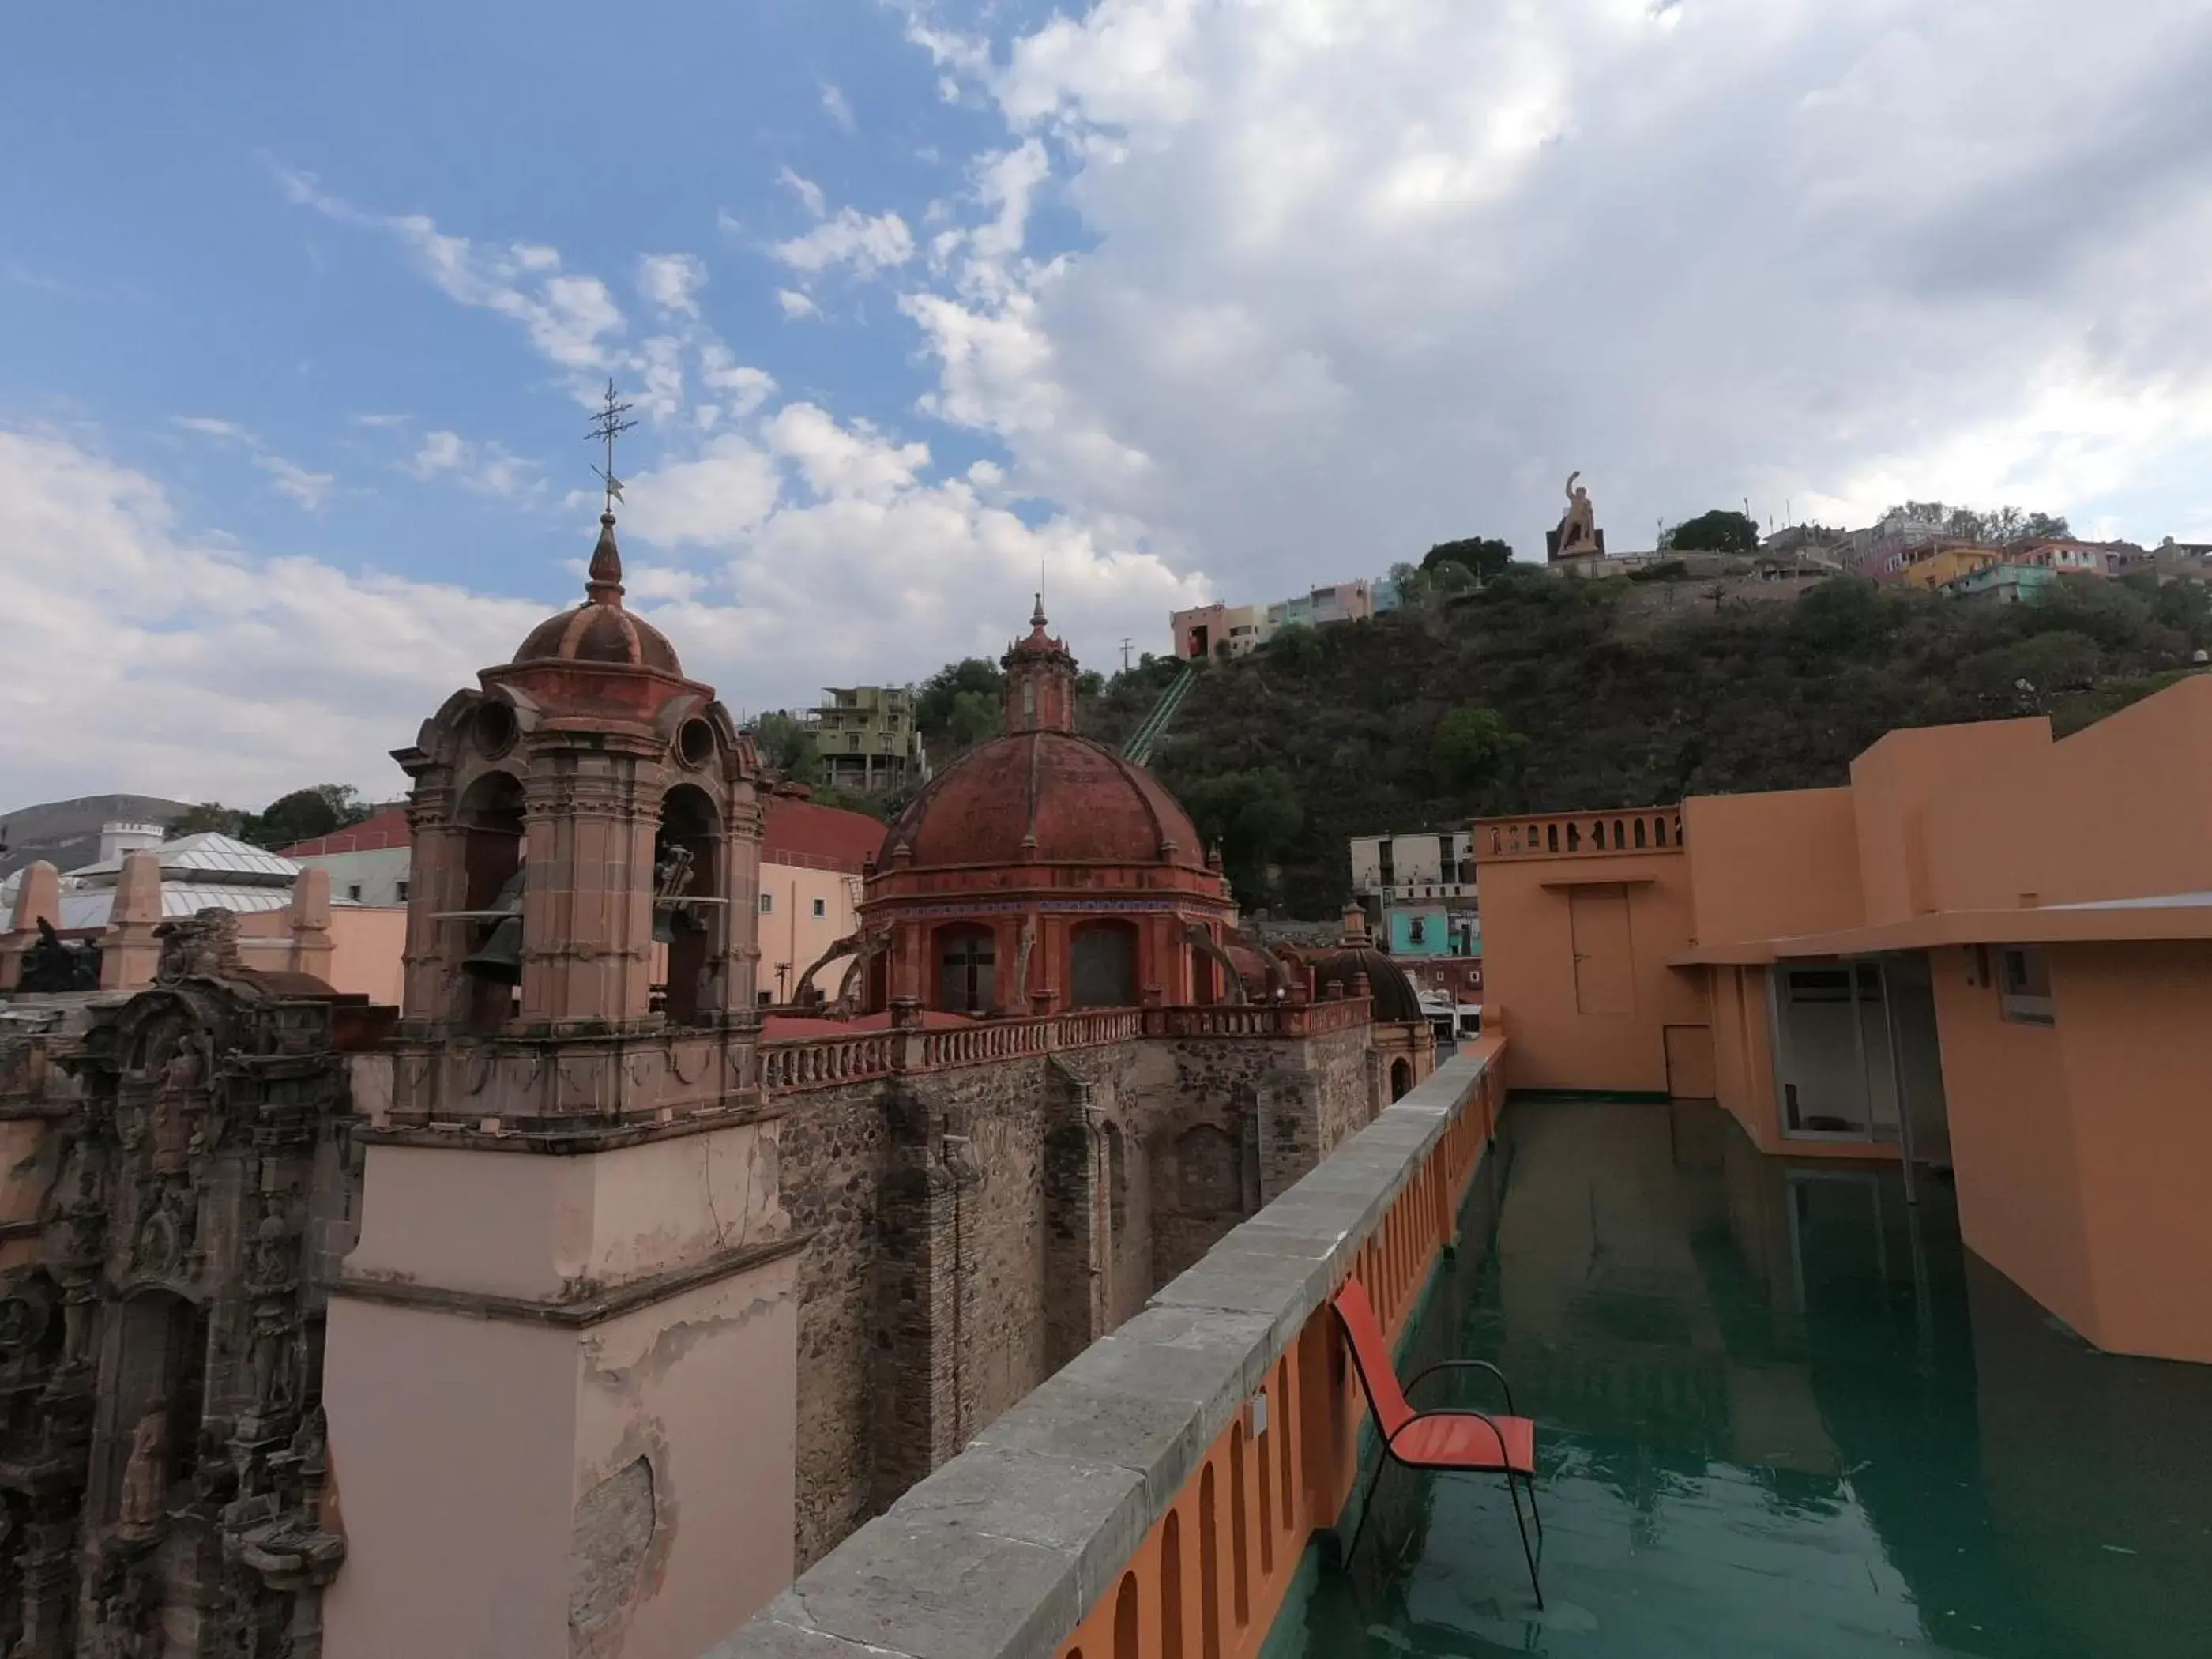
<box><xmin>281</xmin><ymin>807</ymin><xmax>412</xmax><ymax>906</ymax></box>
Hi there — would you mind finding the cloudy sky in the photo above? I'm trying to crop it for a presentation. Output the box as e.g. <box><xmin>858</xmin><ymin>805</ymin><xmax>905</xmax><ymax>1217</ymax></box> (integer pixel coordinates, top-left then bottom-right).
<box><xmin>6</xmin><ymin>0</ymin><xmax>2210</xmax><ymax>809</ymax></box>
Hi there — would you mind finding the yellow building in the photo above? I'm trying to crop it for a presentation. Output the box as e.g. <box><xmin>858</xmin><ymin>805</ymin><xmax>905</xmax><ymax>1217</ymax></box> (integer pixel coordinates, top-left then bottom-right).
<box><xmin>1894</xmin><ymin>542</ymin><xmax>2000</xmax><ymax>589</ymax></box>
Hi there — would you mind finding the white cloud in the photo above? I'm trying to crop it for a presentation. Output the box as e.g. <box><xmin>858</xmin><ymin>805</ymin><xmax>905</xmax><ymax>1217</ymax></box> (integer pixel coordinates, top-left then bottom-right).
<box><xmin>254</xmin><ymin>454</ymin><xmax>336</xmax><ymax>512</ymax></box>
<box><xmin>698</xmin><ymin>343</ymin><xmax>777</xmax><ymax>415</ymax></box>
<box><xmin>777</xmin><ymin>288</ymin><xmax>822</xmax><ymax>321</ymax></box>
<box><xmin>3</xmin><ymin>420</ymin><xmax>1211</xmax><ymax>806</ymax></box>
<box><xmin>280</xmin><ymin>166</ymin><xmax>626</xmax><ymax>386</ymax></box>
<box><xmin>638</xmin><ymin>252</ymin><xmax>708</xmax><ymax>318</ymax></box>
<box><xmin>889</xmin><ymin>0</ymin><xmax>2212</xmax><ymax>579</ymax></box>
<box><xmin>821</xmin><ymin>82</ymin><xmax>857</xmax><ymax>134</ymax></box>
<box><xmin>171</xmin><ymin>415</ymin><xmax>336</xmax><ymax>513</ymax></box>
<box><xmin>403</xmin><ymin>430</ymin><xmax>544</xmax><ymax>501</ymax></box>
<box><xmin>773</xmin><ymin>206</ymin><xmax>918</xmax><ymax>280</ymax></box>
<box><xmin>764</xmin><ymin>404</ymin><xmax>928</xmax><ymax>503</ymax></box>
<box><xmin>777</xmin><ymin>167</ymin><xmax>827</xmax><ymax>220</ymax></box>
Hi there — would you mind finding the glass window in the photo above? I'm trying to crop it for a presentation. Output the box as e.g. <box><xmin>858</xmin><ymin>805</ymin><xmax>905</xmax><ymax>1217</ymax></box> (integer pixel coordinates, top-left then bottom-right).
<box><xmin>395</xmin><ymin>880</ymin><xmax>410</xmax><ymax>903</ymax></box>
<box><xmin>758</xmin><ymin>892</ymin><xmax>773</xmax><ymax>914</ymax></box>
<box><xmin>1408</xmin><ymin>917</ymin><xmax>1427</xmax><ymax>945</ymax></box>
<box><xmin>811</xmin><ymin>897</ymin><xmax>826</xmax><ymax>918</ymax></box>
<box><xmin>1070</xmin><ymin>921</ymin><xmax>1139</xmax><ymax>1008</ymax></box>
<box><xmin>1999</xmin><ymin>946</ymin><xmax>2055</xmax><ymax>1025</ymax></box>
<box><xmin>938</xmin><ymin>927</ymin><xmax>996</xmax><ymax>1014</ymax></box>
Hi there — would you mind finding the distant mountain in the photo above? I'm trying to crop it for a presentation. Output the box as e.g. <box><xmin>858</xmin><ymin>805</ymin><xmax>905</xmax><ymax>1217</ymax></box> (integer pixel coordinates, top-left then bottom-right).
<box><xmin>0</xmin><ymin>794</ymin><xmax>192</xmax><ymax>881</ymax></box>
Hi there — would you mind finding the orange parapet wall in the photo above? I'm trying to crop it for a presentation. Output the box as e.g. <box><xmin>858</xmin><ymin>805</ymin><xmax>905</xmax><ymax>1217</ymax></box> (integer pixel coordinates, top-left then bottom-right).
<box><xmin>1473</xmin><ymin>811</ymin><xmax>1702</xmax><ymax>1096</ymax></box>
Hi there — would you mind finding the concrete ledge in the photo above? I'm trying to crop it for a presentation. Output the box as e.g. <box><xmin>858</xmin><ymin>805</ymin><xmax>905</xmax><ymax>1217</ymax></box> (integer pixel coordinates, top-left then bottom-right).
<box><xmin>707</xmin><ymin>1047</ymin><xmax>1496</xmax><ymax>1659</ymax></box>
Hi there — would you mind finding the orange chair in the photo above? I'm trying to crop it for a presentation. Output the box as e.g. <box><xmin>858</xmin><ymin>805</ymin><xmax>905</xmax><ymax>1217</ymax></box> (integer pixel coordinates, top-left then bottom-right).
<box><xmin>1330</xmin><ymin>1277</ymin><xmax>1544</xmax><ymax>1606</ymax></box>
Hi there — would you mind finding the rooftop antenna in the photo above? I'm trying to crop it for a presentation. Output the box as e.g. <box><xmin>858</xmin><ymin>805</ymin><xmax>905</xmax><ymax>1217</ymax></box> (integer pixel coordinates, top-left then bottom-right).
<box><xmin>587</xmin><ymin>378</ymin><xmax>638</xmax><ymax>517</ymax></box>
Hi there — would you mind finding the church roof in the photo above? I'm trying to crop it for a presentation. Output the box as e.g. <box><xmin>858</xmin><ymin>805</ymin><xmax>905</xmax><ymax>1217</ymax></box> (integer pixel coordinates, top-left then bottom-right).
<box><xmin>883</xmin><ymin>729</ymin><xmax>1209</xmax><ymax>872</ymax></box>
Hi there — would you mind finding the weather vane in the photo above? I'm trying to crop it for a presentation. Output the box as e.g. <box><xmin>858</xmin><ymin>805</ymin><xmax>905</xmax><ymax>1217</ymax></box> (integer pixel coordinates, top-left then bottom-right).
<box><xmin>586</xmin><ymin>378</ymin><xmax>638</xmax><ymax>516</ymax></box>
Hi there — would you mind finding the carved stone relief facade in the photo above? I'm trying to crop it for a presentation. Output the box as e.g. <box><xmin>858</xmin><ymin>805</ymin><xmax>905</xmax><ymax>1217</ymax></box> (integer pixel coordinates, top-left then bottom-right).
<box><xmin>0</xmin><ymin>912</ymin><xmax>361</xmax><ymax>1658</ymax></box>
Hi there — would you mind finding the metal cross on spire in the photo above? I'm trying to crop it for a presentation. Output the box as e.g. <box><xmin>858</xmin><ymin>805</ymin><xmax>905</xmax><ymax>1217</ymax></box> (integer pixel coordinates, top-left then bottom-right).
<box><xmin>586</xmin><ymin>378</ymin><xmax>638</xmax><ymax>516</ymax></box>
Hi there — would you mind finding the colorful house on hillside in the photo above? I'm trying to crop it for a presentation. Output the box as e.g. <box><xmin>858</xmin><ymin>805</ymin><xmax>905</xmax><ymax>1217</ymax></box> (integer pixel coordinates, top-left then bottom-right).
<box><xmin>1475</xmin><ymin>674</ymin><xmax>2212</xmax><ymax>1365</ymax></box>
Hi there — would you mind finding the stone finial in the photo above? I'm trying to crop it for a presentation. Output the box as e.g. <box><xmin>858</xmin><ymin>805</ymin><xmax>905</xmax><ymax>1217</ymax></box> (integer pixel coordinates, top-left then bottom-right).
<box><xmin>1340</xmin><ymin>901</ymin><xmax>1371</xmax><ymax>947</ymax></box>
<box><xmin>586</xmin><ymin>512</ymin><xmax>625</xmax><ymax>608</ymax></box>
<box><xmin>101</xmin><ymin>849</ymin><xmax>164</xmax><ymax>991</ymax></box>
<box><xmin>291</xmin><ymin>866</ymin><xmax>334</xmax><ymax>980</ymax></box>
<box><xmin>9</xmin><ymin>860</ymin><xmax>61</xmax><ymax>933</ymax></box>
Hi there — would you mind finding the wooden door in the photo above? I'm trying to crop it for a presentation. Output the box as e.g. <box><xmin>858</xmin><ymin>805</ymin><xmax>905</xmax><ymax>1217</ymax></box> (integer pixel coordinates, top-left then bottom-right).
<box><xmin>1569</xmin><ymin>885</ymin><xmax>1636</xmax><ymax>1014</ymax></box>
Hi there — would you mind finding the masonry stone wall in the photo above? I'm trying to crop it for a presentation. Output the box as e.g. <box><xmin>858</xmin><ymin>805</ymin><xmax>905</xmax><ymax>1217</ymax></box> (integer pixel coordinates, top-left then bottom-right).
<box><xmin>773</xmin><ymin>1021</ymin><xmax>1379</xmax><ymax>1571</ymax></box>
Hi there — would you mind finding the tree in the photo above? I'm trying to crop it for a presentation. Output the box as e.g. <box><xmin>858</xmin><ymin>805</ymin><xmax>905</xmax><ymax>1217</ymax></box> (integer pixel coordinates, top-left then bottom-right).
<box><xmin>1422</xmin><ymin>537</ymin><xmax>1514</xmax><ymax>581</ymax></box>
<box><xmin>1433</xmin><ymin>705</ymin><xmax>1521</xmax><ymax>796</ymax></box>
<box><xmin>750</xmin><ymin>711</ymin><xmax>819</xmax><ymax>784</ymax></box>
<box><xmin>244</xmin><ymin>784</ymin><xmax>369</xmax><ymax>849</ymax></box>
<box><xmin>172</xmin><ymin>803</ymin><xmax>246</xmax><ymax>837</ymax></box>
<box><xmin>946</xmin><ymin>689</ymin><xmax>1000</xmax><ymax>748</ymax></box>
<box><xmin>1178</xmin><ymin>767</ymin><xmax>1304</xmax><ymax>905</ymax></box>
<box><xmin>915</xmin><ymin>659</ymin><xmax>1006</xmax><ymax>736</ymax></box>
<box><xmin>1663</xmin><ymin>510</ymin><xmax>1759</xmax><ymax>554</ymax></box>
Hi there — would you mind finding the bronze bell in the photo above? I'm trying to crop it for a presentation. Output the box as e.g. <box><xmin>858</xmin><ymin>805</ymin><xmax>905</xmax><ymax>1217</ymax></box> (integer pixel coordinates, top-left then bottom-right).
<box><xmin>462</xmin><ymin>915</ymin><xmax>524</xmax><ymax>984</ymax></box>
<box><xmin>463</xmin><ymin>868</ymin><xmax>525</xmax><ymax>984</ymax></box>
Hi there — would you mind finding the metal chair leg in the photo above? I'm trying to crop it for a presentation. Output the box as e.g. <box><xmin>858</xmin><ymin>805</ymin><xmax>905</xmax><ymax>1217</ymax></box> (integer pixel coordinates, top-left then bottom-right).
<box><xmin>1523</xmin><ymin>1469</ymin><xmax>1544</xmax><ymax>1544</ymax></box>
<box><xmin>1505</xmin><ymin>1472</ymin><xmax>1544</xmax><ymax>1610</ymax></box>
<box><xmin>1341</xmin><ymin>1448</ymin><xmax>1392</xmax><ymax>1566</ymax></box>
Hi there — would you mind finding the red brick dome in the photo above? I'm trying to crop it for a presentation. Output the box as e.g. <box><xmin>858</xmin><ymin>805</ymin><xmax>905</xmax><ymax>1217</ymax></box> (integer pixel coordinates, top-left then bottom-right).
<box><xmin>513</xmin><ymin>604</ymin><xmax>682</xmax><ymax>674</ymax></box>
<box><xmin>508</xmin><ymin>512</ymin><xmax>683</xmax><ymax>675</ymax></box>
<box><xmin>887</xmin><ymin>731</ymin><xmax>1208</xmax><ymax>870</ymax></box>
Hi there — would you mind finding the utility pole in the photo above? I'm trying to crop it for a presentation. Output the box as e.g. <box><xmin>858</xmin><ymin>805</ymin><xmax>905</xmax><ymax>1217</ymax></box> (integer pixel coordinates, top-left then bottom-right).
<box><xmin>1119</xmin><ymin>638</ymin><xmax>1133</xmax><ymax>673</ymax></box>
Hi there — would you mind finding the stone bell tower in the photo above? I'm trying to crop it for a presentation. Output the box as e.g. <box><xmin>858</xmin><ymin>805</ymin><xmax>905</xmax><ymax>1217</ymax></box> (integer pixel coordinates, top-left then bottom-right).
<box><xmin>321</xmin><ymin>477</ymin><xmax>801</xmax><ymax>1659</ymax></box>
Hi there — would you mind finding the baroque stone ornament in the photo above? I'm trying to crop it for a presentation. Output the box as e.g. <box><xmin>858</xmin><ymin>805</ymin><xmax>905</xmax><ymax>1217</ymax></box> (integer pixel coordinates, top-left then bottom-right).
<box><xmin>0</xmin><ymin>964</ymin><xmax>356</xmax><ymax>1657</ymax></box>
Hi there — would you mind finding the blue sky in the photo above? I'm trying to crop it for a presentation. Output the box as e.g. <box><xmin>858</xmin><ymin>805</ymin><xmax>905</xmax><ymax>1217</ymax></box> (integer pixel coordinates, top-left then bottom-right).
<box><xmin>5</xmin><ymin>2</ymin><xmax>1016</xmax><ymax>592</ymax></box>
<box><xmin>7</xmin><ymin>0</ymin><xmax>2212</xmax><ymax>807</ymax></box>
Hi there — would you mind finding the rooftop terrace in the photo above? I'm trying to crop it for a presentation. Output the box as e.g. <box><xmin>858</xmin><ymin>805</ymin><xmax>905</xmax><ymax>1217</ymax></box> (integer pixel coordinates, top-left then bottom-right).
<box><xmin>1280</xmin><ymin>1099</ymin><xmax>2212</xmax><ymax>1659</ymax></box>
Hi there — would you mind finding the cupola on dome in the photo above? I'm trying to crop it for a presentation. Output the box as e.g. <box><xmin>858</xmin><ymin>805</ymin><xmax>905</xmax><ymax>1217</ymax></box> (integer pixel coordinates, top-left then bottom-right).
<box><xmin>509</xmin><ymin>513</ymin><xmax>683</xmax><ymax>675</ymax></box>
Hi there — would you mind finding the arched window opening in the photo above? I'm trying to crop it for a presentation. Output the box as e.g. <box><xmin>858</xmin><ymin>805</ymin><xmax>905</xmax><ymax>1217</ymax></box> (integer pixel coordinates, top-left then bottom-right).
<box><xmin>1612</xmin><ymin>818</ymin><xmax>1627</xmax><ymax>850</ymax></box>
<box><xmin>1070</xmin><ymin>920</ymin><xmax>1139</xmax><ymax>1009</ymax></box>
<box><xmin>456</xmin><ymin>770</ymin><xmax>525</xmax><ymax>1032</ymax></box>
<box><xmin>1229</xmin><ymin>1428</ymin><xmax>1251</xmax><ymax>1627</ymax></box>
<box><xmin>936</xmin><ymin>925</ymin><xmax>996</xmax><ymax>1015</ymax></box>
<box><xmin>1112</xmin><ymin>1573</ymin><xmax>1139</xmax><ymax>1659</ymax></box>
<box><xmin>1390</xmin><ymin>1059</ymin><xmax>1413</xmax><ymax>1101</ymax></box>
<box><xmin>1653</xmin><ymin>817</ymin><xmax>1668</xmax><ymax>847</ymax></box>
<box><xmin>1161</xmin><ymin>1509</ymin><xmax>1186</xmax><ymax>1659</ymax></box>
<box><xmin>1255</xmin><ymin>1401</ymin><xmax>1275</xmax><ymax>1575</ymax></box>
<box><xmin>1198</xmin><ymin>1463</ymin><xmax>1222</xmax><ymax>1659</ymax></box>
<box><xmin>655</xmin><ymin>784</ymin><xmax>722</xmax><ymax>1025</ymax></box>
<box><xmin>1567</xmin><ymin>822</ymin><xmax>1581</xmax><ymax>852</ymax></box>
<box><xmin>1547</xmin><ymin>823</ymin><xmax>1559</xmax><ymax>852</ymax></box>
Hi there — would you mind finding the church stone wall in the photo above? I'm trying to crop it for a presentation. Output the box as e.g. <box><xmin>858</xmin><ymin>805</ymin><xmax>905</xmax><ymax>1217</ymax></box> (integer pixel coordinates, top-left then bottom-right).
<box><xmin>775</xmin><ymin>1023</ymin><xmax>1374</xmax><ymax>1570</ymax></box>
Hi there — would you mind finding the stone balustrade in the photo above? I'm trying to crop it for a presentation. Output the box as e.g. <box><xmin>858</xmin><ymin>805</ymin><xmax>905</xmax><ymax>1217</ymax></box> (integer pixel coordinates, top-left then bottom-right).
<box><xmin>709</xmin><ymin>1039</ymin><xmax>1506</xmax><ymax>1659</ymax></box>
<box><xmin>1474</xmin><ymin>806</ymin><xmax>1685</xmax><ymax>861</ymax></box>
<box><xmin>758</xmin><ymin>1001</ymin><xmax>1365</xmax><ymax>1096</ymax></box>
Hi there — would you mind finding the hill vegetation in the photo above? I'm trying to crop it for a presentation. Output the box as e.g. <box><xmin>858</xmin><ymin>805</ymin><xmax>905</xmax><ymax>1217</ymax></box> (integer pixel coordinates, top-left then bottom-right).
<box><xmin>1115</xmin><ymin>567</ymin><xmax>2210</xmax><ymax>916</ymax></box>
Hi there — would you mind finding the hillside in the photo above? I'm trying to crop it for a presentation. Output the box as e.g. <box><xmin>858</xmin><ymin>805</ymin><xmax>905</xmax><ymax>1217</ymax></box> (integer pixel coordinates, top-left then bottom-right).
<box><xmin>1126</xmin><ymin>569</ymin><xmax>2210</xmax><ymax>917</ymax></box>
<box><xmin>0</xmin><ymin>793</ymin><xmax>191</xmax><ymax>881</ymax></box>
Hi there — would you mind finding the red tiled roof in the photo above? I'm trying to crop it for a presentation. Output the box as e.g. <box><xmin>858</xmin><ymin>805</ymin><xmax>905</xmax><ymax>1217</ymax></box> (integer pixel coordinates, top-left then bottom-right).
<box><xmin>281</xmin><ymin>807</ymin><xmax>412</xmax><ymax>858</ymax></box>
<box><xmin>762</xmin><ymin>797</ymin><xmax>886</xmax><ymax>874</ymax></box>
<box><xmin>885</xmin><ymin>731</ymin><xmax>1204</xmax><ymax>871</ymax></box>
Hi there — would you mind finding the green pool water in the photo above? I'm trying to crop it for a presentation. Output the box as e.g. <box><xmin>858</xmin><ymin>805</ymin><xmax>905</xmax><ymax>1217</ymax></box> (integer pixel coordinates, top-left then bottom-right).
<box><xmin>1280</xmin><ymin>1099</ymin><xmax>2212</xmax><ymax>1659</ymax></box>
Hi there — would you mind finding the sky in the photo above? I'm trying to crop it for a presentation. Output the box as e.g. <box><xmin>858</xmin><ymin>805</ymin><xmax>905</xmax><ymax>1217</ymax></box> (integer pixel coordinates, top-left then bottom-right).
<box><xmin>6</xmin><ymin>0</ymin><xmax>2212</xmax><ymax>810</ymax></box>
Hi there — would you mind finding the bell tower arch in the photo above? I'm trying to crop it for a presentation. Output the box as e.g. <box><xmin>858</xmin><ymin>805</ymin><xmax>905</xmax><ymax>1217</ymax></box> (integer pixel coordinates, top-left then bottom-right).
<box><xmin>324</xmin><ymin>498</ymin><xmax>799</xmax><ymax>1659</ymax></box>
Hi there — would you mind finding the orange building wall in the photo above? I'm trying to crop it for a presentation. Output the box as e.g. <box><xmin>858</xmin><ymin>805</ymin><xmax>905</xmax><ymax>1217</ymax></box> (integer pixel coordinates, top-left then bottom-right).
<box><xmin>1919</xmin><ymin>675</ymin><xmax>2212</xmax><ymax>912</ymax></box>
<box><xmin>1682</xmin><ymin>788</ymin><xmax>1863</xmax><ymax>948</ymax></box>
<box><xmin>1706</xmin><ymin>964</ymin><xmax>1787</xmax><ymax>1153</ymax></box>
<box><xmin>2050</xmin><ymin>941</ymin><xmax>2212</xmax><ymax>1364</ymax></box>
<box><xmin>1848</xmin><ymin>719</ymin><xmax>2052</xmax><ymax>925</ymax></box>
<box><xmin>1927</xmin><ymin>946</ymin><xmax>2099</xmax><ymax>1340</ymax></box>
<box><xmin>1479</xmin><ymin>852</ymin><xmax>1703</xmax><ymax>1094</ymax></box>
